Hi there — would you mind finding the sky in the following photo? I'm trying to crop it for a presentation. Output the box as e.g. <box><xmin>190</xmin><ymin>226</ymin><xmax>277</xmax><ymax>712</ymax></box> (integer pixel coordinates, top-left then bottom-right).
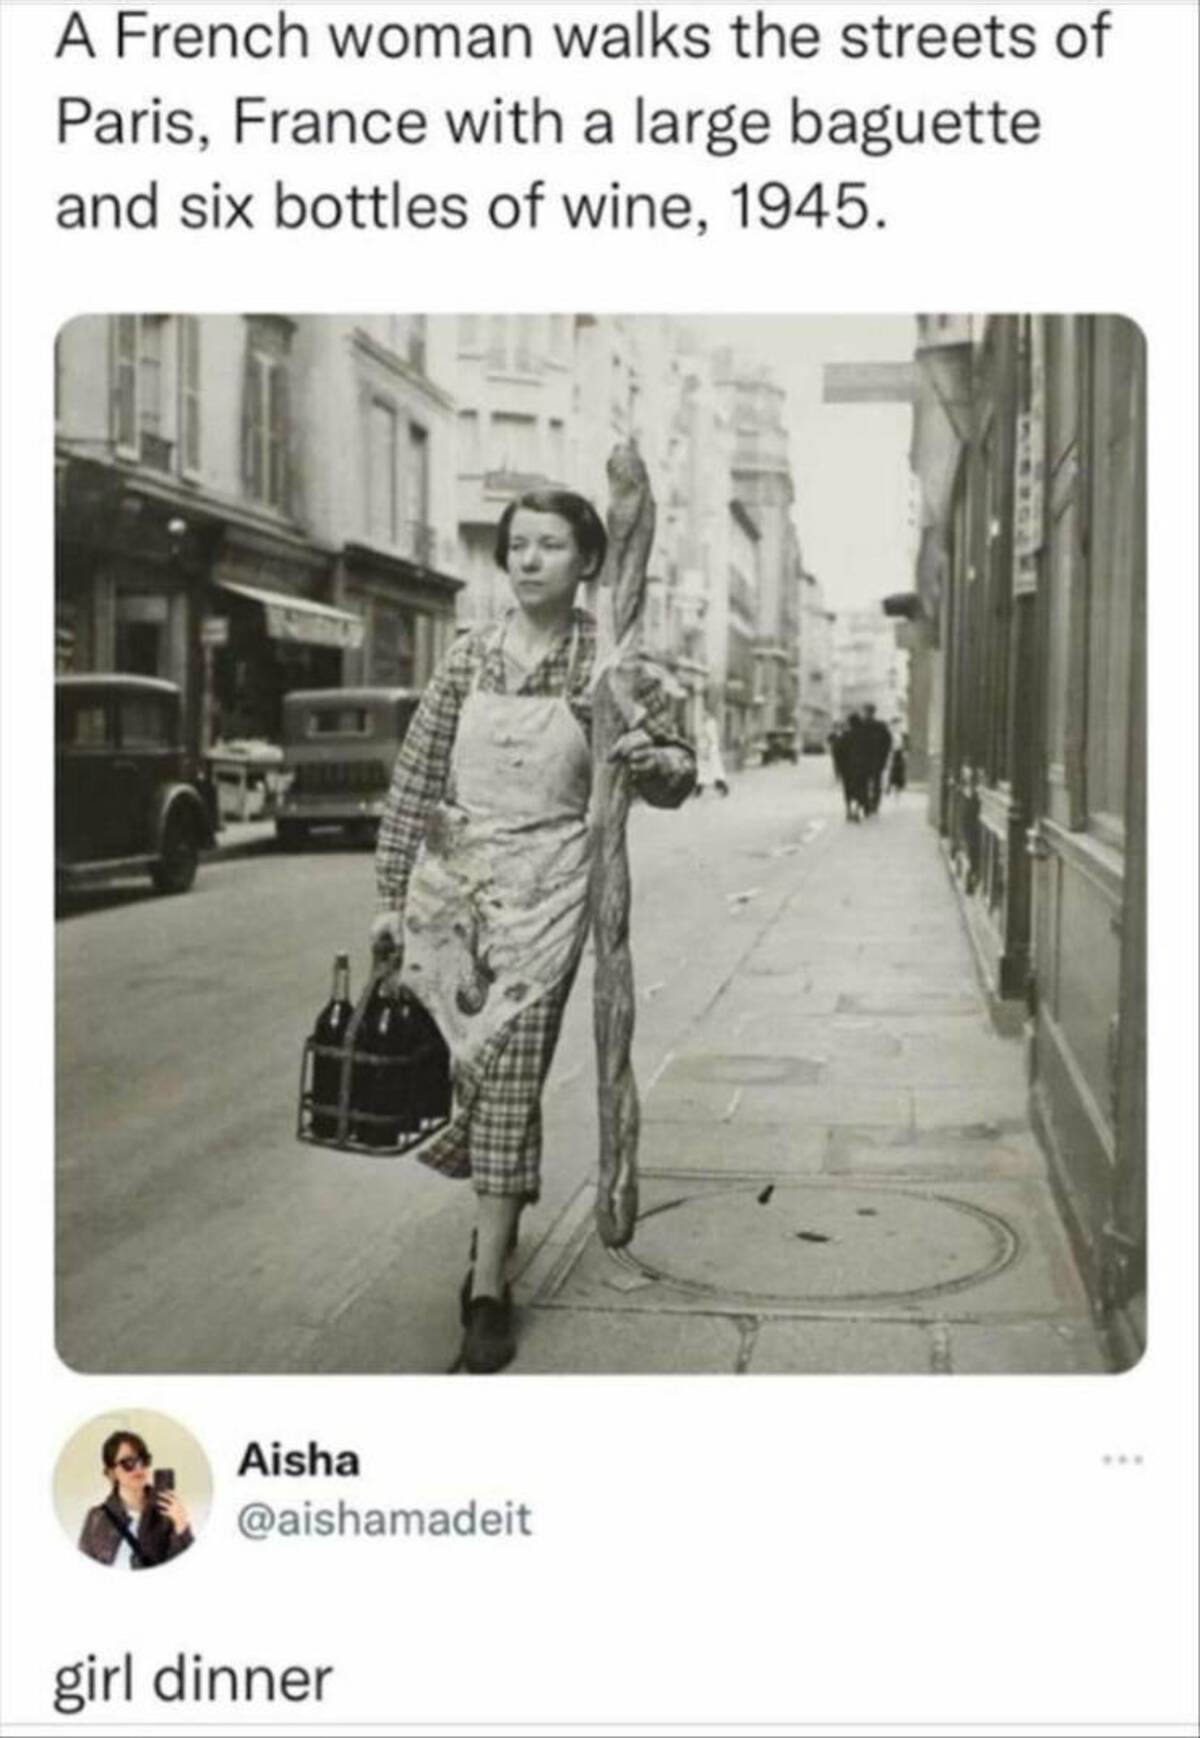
<box><xmin>696</xmin><ymin>314</ymin><xmax>917</xmax><ymax>613</ymax></box>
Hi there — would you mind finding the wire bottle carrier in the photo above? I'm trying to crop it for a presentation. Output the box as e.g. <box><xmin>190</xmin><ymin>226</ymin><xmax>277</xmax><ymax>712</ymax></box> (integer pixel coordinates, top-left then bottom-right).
<box><xmin>297</xmin><ymin>949</ymin><xmax>451</xmax><ymax>1156</ymax></box>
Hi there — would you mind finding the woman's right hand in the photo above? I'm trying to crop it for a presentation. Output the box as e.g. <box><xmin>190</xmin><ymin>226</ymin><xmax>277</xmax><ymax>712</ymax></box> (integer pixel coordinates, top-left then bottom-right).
<box><xmin>369</xmin><ymin>911</ymin><xmax>405</xmax><ymax>970</ymax></box>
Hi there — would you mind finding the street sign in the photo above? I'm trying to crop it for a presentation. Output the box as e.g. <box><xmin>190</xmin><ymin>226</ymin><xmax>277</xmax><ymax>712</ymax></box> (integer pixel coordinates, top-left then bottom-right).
<box><xmin>201</xmin><ymin>616</ymin><xmax>229</xmax><ymax>648</ymax></box>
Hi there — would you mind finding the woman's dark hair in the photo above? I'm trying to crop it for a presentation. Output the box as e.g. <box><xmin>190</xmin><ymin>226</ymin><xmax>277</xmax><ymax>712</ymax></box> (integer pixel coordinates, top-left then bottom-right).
<box><xmin>494</xmin><ymin>490</ymin><xmax>608</xmax><ymax>579</ymax></box>
<box><xmin>101</xmin><ymin>1431</ymin><xmax>152</xmax><ymax>1471</ymax></box>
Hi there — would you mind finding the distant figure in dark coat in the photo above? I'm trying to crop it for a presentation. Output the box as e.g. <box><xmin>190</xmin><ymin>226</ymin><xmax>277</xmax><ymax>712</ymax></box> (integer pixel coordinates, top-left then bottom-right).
<box><xmin>861</xmin><ymin>705</ymin><xmax>893</xmax><ymax>816</ymax></box>
<box><xmin>832</xmin><ymin>714</ymin><xmax>871</xmax><ymax>822</ymax></box>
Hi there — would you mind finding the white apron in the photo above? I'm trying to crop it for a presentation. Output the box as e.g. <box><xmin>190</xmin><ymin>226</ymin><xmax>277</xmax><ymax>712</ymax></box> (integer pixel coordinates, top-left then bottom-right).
<box><xmin>401</xmin><ymin>627</ymin><xmax>593</xmax><ymax>1076</ymax></box>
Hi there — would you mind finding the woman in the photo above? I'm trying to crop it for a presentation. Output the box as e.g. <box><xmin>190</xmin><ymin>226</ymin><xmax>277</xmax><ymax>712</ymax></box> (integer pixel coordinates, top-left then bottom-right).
<box><xmin>694</xmin><ymin>711</ymin><xmax>730</xmax><ymax>797</ymax></box>
<box><xmin>371</xmin><ymin>488</ymin><xmax>695</xmax><ymax>1374</ymax></box>
<box><xmin>77</xmin><ymin>1430</ymin><xmax>193</xmax><ymax>1569</ymax></box>
<box><xmin>888</xmin><ymin>738</ymin><xmax>908</xmax><ymax>795</ymax></box>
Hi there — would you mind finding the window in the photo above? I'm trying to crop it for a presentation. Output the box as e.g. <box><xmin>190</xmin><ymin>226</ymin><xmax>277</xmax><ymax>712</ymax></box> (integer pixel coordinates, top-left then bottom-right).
<box><xmin>406</xmin><ymin>314</ymin><xmax>427</xmax><ymax>372</ymax></box>
<box><xmin>406</xmin><ymin>424</ymin><xmax>430</xmax><ymax>559</ymax></box>
<box><xmin>457</xmin><ymin>409</ymin><xmax>481</xmax><ymax>473</ymax></box>
<box><xmin>367</xmin><ymin>399</ymin><xmax>399</xmax><ymax>545</ymax></box>
<box><xmin>547</xmin><ymin>419</ymin><xmax>565</xmax><ymax>478</ymax></box>
<box><xmin>242</xmin><ymin>317</ymin><xmax>293</xmax><ymax>510</ymax></box>
<box><xmin>120</xmin><ymin>694</ymin><xmax>175</xmax><ymax>749</ymax></box>
<box><xmin>1084</xmin><ymin>317</ymin><xmax>1142</xmax><ymax>830</ymax></box>
<box><xmin>490</xmin><ymin>413</ymin><xmax>536</xmax><ymax>473</ymax></box>
<box><xmin>112</xmin><ymin>316</ymin><xmax>138</xmax><ymax>450</ymax></box>
<box><xmin>139</xmin><ymin>316</ymin><xmax>165</xmax><ymax>438</ymax></box>
<box><xmin>513</xmin><ymin>315</ymin><xmax>536</xmax><ymax>373</ymax></box>
<box><xmin>980</xmin><ymin>410</ymin><xmax>1011</xmax><ymax>783</ymax></box>
<box><xmin>414</xmin><ymin>613</ymin><xmax>434</xmax><ymax>685</ymax></box>
<box><xmin>372</xmin><ymin>605</ymin><xmax>415</xmax><ymax>687</ymax></box>
<box><xmin>58</xmin><ymin>698</ymin><xmax>109</xmax><ymax>749</ymax></box>
<box><xmin>179</xmin><ymin>316</ymin><xmax>201</xmax><ymax>472</ymax></box>
<box><xmin>112</xmin><ymin>315</ymin><xmax>199</xmax><ymax>472</ymax></box>
<box><xmin>307</xmin><ymin>706</ymin><xmax>369</xmax><ymax>737</ymax></box>
<box><xmin>1041</xmin><ymin>318</ymin><xmax>1081</xmax><ymax>798</ymax></box>
<box><xmin>486</xmin><ymin>315</ymin><xmax>507</xmax><ymax>370</ymax></box>
<box><xmin>115</xmin><ymin>592</ymin><xmax>168</xmax><ymax>677</ymax></box>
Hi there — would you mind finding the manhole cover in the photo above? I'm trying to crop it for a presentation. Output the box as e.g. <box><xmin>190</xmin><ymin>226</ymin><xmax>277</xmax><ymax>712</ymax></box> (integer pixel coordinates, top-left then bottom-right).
<box><xmin>617</xmin><ymin>1181</ymin><xmax>1019</xmax><ymax>1306</ymax></box>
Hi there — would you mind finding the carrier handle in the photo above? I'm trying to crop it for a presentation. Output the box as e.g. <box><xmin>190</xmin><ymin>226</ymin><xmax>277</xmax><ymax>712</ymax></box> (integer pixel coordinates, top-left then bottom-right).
<box><xmin>333</xmin><ymin>948</ymin><xmax>399</xmax><ymax>1141</ymax></box>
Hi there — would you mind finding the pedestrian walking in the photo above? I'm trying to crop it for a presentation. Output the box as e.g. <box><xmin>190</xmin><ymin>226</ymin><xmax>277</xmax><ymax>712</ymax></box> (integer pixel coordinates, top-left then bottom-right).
<box><xmin>832</xmin><ymin>713</ymin><xmax>871</xmax><ymax>821</ymax></box>
<box><xmin>861</xmin><ymin>703</ymin><xmax>893</xmax><ymax>816</ymax></box>
<box><xmin>888</xmin><ymin>738</ymin><xmax>908</xmax><ymax>795</ymax></box>
<box><xmin>694</xmin><ymin>711</ymin><xmax>730</xmax><ymax>797</ymax></box>
<box><xmin>369</xmin><ymin>486</ymin><xmax>695</xmax><ymax>1374</ymax></box>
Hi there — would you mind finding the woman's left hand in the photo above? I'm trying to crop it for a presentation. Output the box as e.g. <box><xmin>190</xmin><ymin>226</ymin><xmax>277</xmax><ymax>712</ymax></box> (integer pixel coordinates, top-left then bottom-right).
<box><xmin>157</xmin><ymin>1491</ymin><xmax>191</xmax><ymax>1535</ymax></box>
<box><xmin>607</xmin><ymin>727</ymin><xmax>661</xmax><ymax>774</ymax></box>
<box><xmin>609</xmin><ymin>728</ymin><xmax>696</xmax><ymax>808</ymax></box>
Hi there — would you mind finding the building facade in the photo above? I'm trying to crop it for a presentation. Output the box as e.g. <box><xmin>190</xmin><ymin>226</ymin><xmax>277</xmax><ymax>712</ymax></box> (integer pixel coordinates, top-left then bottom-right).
<box><xmin>450</xmin><ymin>313</ymin><xmax>576</xmax><ymax>627</ymax></box>
<box><xmin>316</xmin><ymin>315</ymin><xmax>461</xmax><ymax>693</ymax></box>
<box><xmin>715</xmin><ymin>350</ymin><xmax>798</xmax><ymax>754</ymax></box>
<box><xmin>796</xmin><ymin>564</ymin><xmax>836</xmax><ymax>750</ymax></box>
<box><xmin>56</xmin><ymin>313</ymin><xmax>811</xmax><ymax>767</ymax></box>
<box><xmin>832</xmin><ymin>607</ymin><xmax>907</xmax><ymax>728</ymax></box>
<box><xmin>908</xmin><ymin>313</ymin><xmax>1146</xmax><ymax>1365</ymax></box>
<box><xmin>55</xmin><ymin>314</ymin><xmax>461</xmax><ymax>751</ymax></box>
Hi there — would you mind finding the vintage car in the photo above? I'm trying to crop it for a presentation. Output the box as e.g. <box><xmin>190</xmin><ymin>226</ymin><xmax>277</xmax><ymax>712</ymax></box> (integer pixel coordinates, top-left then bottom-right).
<box><xmin>275</xmin><ymin>687</ymin><xmax>421</xmax><ymax>848</ymax></box>
<box><xmin>760</xmin><ymin>728</ymin><xmax>799</xmax><ymax>765</ymax></box>
<box><xmin>56</xmin><ymin>675</ymin><xmax>216</xmax><ymax>896</ymax></box>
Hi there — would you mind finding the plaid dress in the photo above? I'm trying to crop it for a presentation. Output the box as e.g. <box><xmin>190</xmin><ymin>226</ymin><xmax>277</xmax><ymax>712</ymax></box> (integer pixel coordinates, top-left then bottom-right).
<box><xmin>376</xmin><ymin>608</ymin><xmax>694</xmax><ymax>1199</ymax></box>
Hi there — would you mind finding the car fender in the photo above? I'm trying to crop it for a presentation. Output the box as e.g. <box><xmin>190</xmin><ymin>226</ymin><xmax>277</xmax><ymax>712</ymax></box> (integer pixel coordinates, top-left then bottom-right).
<box><xmin>152</xmin><ymin>784</ymin><xmax>214</xmax><ymax>852</ymax></box>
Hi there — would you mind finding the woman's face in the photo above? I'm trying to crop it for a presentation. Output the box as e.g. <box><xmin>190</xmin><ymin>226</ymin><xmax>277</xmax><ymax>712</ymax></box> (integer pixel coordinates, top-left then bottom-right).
<box><xmin>107</xmin><ymin>1439</ymin><xmax>151</xmax><ymax>1509</ymax></box>
<box><xmin>505</xmin><ymin>510</ymin><xmax>591</xmax><ymax>614</ymax></box>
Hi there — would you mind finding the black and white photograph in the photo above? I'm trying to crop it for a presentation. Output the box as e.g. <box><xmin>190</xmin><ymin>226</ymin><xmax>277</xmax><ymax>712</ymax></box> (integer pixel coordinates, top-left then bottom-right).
<box><xmin>54</xmin><ymin>311</ymin><xmax>1146</xmax><ymax>1377</ymax></box>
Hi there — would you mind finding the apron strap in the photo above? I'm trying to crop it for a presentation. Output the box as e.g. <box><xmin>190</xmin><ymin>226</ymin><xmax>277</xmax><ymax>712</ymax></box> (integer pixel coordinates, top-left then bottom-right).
<box><xmin>492</xmin><ymin>612</ymin><xmax>583</xmax><ymax>695</ymax></box>
<box><xmin>564</xmin><ymin>615</ymin><xmax>582</xmax><ymax>693</ymax></box>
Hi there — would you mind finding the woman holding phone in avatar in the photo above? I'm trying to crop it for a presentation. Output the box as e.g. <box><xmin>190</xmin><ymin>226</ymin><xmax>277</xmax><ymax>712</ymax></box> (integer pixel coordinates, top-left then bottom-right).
<box><xmin>77</xmin><ymin>1431</ymin><xmax>193</xmax><ymax>1569</ymax></box>
<box><xmin>371</xmin><ymin>487</ymin><xmax>695</xmax><ymax>1375</ymax></box>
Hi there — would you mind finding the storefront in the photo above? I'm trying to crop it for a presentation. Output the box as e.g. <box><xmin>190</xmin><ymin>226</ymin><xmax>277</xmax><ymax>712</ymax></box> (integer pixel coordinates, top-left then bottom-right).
<box><xmin>203</xmin><ymin>522</ymin><xmax>363</xmax><ymax>746</ymax></box>
<box><xmin>925</xmin><ymin>315</ymin><xmax>1146</xmax><ymax>1361</ymax></box>
<box><xmin>208</xmin><ymin>577</ymin><xmax>364</xmax><ymax>745</ymax></box>
<box><xmin>335</xmin><ymin>542</ymin><xmax>462</xmax><ymax>691</ymax></box>
<box><xmin>55</xmin><ymin>458</ymin><xmax>209</xmax><ymax>745</ymax></box>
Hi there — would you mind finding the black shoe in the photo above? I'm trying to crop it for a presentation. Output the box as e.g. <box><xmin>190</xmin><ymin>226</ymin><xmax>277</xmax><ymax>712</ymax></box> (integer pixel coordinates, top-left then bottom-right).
<box><xmin>459</xmin><ymin>1225</ymin><xmax>520</xmax><ymax>1326</ymax></box>
<box><xmin>462</xmin><ymin>1292</ymin><xmax>516</xmax><ymax>1374</ymax></box>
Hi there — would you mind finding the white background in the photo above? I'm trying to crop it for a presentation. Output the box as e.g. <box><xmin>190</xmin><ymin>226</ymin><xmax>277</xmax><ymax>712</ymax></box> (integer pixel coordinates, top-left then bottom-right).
<box><xmin>2</xmin><ymin>3</ymin><xmax>1197</xmax><ymax>1732</ymax></box>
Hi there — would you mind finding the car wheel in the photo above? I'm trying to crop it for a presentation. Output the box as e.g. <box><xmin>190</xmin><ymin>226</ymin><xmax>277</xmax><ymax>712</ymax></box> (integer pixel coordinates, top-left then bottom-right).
<box><xmin>276</xmin><ymin>819</ymin><xmax>309</xmax><ymax>851</ymax></box>
<box><xmin>152</xmin><ymin>811</ymin><xmax>200</xmax><ymax>895</ymax></box>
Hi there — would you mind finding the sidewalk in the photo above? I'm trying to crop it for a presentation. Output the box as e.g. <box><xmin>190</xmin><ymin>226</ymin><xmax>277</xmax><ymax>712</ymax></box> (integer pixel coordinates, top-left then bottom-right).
<box><xmin>204</xmin><ymin>818</ymin><xmax>278</xmax><ymax>862</ymax></box>
<box><xmin>512</xmin><ymin>793</ymin><xmax>1110</xmax><ymax>1374</ymax></box>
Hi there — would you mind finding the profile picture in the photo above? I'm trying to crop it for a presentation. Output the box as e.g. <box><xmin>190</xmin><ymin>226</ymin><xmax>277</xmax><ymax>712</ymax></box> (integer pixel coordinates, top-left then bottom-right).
<box><xmin>54</xmin><ymin>1409</ymin><xmax>211</xmax><ymax>1571</ymax></box>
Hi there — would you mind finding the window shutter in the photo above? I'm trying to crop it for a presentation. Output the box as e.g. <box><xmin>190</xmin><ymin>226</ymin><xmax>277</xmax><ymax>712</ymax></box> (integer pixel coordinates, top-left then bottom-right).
<box><xmin>113</xmin><ymin>316</ymin><xmax>137</xmax><ymax>448</ymax></box>
<box><xmin>181</xmin><ymin>317</ymin><xmax>201</xmax><ymax>471</ymax></box>
<box><xmin>269</xmin><ymin>361</ymin><xmax>289</xmax><ymax>510</ymax></box>
<box><xmin>242</xmin><ymin>343</ymin><xmax>262</xmax><ymax>499</ymax></box>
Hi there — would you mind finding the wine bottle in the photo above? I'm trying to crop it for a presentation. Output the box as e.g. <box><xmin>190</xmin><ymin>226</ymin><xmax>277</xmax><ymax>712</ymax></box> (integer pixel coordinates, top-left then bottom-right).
<box><xmin>406</xmin><ymin>992</ymin><xmax>452</xmax><ymax>1124</ymax></box>
<box><xmin>357</xmin><ymin>983</ymin><xmax>421</xmax><ymax>1147</ymax></box>
<box><xmin>311</xmin><ymin>951</ymin><xmax>353</xmax><ymax>1139</ymax></box>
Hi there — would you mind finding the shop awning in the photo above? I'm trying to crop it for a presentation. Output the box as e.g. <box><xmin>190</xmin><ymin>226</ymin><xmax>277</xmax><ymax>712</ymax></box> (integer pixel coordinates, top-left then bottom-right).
<box><xmin>216</xmin><ymin>581</ymin><xmax>365</xmax><ymax>651</ymax></box>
